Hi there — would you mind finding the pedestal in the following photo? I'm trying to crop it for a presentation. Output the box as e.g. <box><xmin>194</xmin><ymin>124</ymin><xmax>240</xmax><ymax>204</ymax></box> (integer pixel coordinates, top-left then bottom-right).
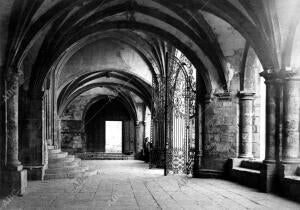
<box><xmin>260</xmin><ymin>163</ymin><xmax>277</xmax><ymax>192</ymax></box>
<box><xmin>0</xmin><ymin>167</ymin><xmax>27</xmax><ymax>196</ymax></box>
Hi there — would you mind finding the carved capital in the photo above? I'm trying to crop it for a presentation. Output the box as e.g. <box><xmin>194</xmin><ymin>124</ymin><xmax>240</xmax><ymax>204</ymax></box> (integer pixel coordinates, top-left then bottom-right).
<box><xmin>238</xmin><ymin>91</ymin><xmax>255</xmax><ymax>100</ymax></box>
<box><xmin>260</xmin><ymin>68</ymin><xmax>279</xmax><ymax>81</ymax></box>
<box><xmin>214</xmin><ymin>92</ymin><xmax>231</xmax><ymax>100</ymax></box>
<box><xmin>278</xmin><ymin>68</ymin><xmax>300</xmax><ymax>81</ymax></box>
<box><xmin>6</xmin><ymin>65</ymin><xmax>23</xmax><ymax>83</ymax></box>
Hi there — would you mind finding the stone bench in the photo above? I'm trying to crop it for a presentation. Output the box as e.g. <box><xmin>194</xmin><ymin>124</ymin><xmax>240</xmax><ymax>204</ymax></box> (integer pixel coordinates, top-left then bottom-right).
<box><xmin>229</xmin><ymin>158</ymin><xmax>262</xmax><ymax>189</ymax></box>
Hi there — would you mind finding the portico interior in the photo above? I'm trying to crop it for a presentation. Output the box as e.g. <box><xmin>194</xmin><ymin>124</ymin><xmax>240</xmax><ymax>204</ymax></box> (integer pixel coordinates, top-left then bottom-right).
<box><xmin>0</xmin><ymin>0</ymin><xmax>300</xmax><ymax>204</ymax></box>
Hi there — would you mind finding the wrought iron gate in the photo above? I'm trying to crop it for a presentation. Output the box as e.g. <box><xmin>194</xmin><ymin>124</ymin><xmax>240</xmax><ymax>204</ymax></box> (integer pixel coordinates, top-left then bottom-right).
<box><xmin>150</xmin><ymin>51</ymin><xmax>196</xmax><ymax>175</ymax></box>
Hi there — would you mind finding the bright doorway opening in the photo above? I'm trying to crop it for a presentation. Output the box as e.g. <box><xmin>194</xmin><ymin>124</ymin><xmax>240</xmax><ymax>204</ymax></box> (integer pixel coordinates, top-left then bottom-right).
<box><xmin>105</xmin><ymin>121</ymin><xmax>122</xmax><ymax>153</ymax></box>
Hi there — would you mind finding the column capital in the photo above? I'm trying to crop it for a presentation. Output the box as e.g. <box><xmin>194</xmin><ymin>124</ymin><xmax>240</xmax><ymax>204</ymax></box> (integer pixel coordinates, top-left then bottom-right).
<box><xmin>6</xmin><ymin>65</ymin><xmax>24</xmax><ymax>83</ymax></box>
<box><xmin>260</xmin><ymin>68</ymin><xmax>279</xmax><ymax>81</ymax></box>
<box><xmin>214</xmin><ymin>92</ymin><xmax>232</xmax><ymax>100</ymax></box>
<box><xmin>238</xmin><ymin>91</ymin><xmax>255</xmax><ymax>100</ymax></box>
<box><xmin>278</xmin><ymin>68</ymin><xmax>300</xmax><ymax>81</ymax></box>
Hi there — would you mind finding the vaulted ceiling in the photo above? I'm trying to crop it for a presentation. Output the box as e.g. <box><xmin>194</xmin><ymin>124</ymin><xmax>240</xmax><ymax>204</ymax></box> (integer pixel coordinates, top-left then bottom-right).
<box><xmin>1</xmin><ymin>0</ymin><xmax>300</xmax><ymax>99</ymax></box>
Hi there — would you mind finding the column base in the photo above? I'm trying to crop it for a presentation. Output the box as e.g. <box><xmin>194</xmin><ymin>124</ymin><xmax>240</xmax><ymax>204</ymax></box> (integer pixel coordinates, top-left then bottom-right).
<box><xmin>260</xmin><ymin>162</ymin><xmax>277</xmax><ymax>192</ymax></box>
<box><xmin>238</xmin><ymin>154</ymin><xmax>254</xmax><ymax>159</ymax></box>
<box><xmin>263</xmin><ymin>159</ymin><xmax>276</xmax><ymax>164</ymax></box>
<box><xmin>0</xmin><ymin>167</ymin><xmax>27</xmax><ymax>196</ymax></box>
<box><xmin>281</xmin><ymin>159</ymin><xmax>300</xmax><ymax>164</ymax></box>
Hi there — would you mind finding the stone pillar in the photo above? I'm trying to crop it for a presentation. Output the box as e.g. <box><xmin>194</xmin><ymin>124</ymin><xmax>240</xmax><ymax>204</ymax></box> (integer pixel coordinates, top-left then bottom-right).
<box><xmin>1</xmin><ymin>68</ymin><xmax>27</xmax><ymax>196</ymax></box>
<box><xmin>193</xmin><ymin>101</ymin><xmax>202</xmax><ymax>176</ymax></box>
<box><xmin>259</xmin><ymin>69</ymin><xmax>282</xmax><ymax>192</ymax></box>
<box><xmin>238</xmin><ymin>91</ymin><xmax>255</xmax><ymax>158</ymax></box>
<box><xmin>6</xmin><ymin>71</ymin><xmax>21</xmax><ymax>168</ymax></box>
<box><xmin>135</xmin><ymin>121</ymin><xmax>145</xmax><ymax>158</ymax></box>
<box><xmin>280</xmin><ymin>70</ymin><xmax>300</xmax><ymax>164</ymax></box>
<box><xmin>260</xmin><ymin>70</ymin><xmax>281</xmax><ymax>163</ymax></box>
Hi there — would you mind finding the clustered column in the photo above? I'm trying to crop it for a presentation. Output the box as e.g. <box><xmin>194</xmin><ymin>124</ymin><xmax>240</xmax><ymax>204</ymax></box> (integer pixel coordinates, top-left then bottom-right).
<box><xmin>238</xmin><ymin>91</ymin><xmax>255</xmax><ymax>158</ymax></box>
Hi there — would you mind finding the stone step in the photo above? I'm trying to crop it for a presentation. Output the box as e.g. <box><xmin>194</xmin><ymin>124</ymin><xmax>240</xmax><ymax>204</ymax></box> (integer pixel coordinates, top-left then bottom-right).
<box><xmin>48</xmin><ymin>152</ymin><xmax>68</xmax><ymax>159</ymax></box>
<box><xmin>48</xmin><ymin>155</ymin><xmax>75</xmax><ymax>163</ymax></box>
<box><xmin>48</xmin><ymin>145</ymin><xmax>55</xmax><ymax>150</ymax></box>
<box><xmin>82</xmin><ymin>156</ymin><xmax>135</xmax><ymax>160</ymax></box>
<box><xmin>83</xmin><ymin>169</ymin><xmax>99</xmax><ymax>177</ymax></box>
<box><xmin>45</xmin><ymin>166</ymin><xmax>89</xmax><ymax>175</ymax></box>
<box><xmin>45</xmin><ymin>149</ymin><xmax>95</xmax><ymax>180</ymax></box>
<box><xmin>48</xmin><ymin>149</ymin><xmax>61</xmax><ymax>154</ymax></box>
<box><xmin>48</xmin><ymin>158</ymin><xmax>81</xmax><ymax>168</ymax></box>
<box><xmin>44</xmin><ymin>169</ymin><xmax>98</xmax><ymax>180</ymax></box>
<box><xmin>76</xmin><ymin>153</ymin><xmax>134</xmax><ymax>160</ymax></box>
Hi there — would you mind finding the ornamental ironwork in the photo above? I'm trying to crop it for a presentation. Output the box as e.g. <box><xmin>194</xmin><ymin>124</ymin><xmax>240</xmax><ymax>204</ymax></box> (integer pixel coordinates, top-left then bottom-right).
<box><xmin>150</xmin><ymin>50</ymin><xmax>196</xmax><ymax>176</ymax></box>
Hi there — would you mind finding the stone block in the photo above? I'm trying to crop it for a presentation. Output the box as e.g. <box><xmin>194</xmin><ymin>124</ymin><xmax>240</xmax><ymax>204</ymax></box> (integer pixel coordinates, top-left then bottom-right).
<box><xmin>0</xmin><ymin>169</ymin><xmax>27</xmax><ymax>196</ymax></box>
<box><xmin>23</xmin><ymin>165</ymin><xmax>45</xmax><ymax>180</ymax></box>
<box><xmin>260</xmin><ymin>163</ymin><xmax>279</xmax><ymax>192</ymax></box>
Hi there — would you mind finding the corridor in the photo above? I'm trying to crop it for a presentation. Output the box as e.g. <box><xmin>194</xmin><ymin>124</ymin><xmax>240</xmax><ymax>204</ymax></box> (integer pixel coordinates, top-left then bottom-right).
<box><xmin>2</xmin><ymin>161</ymin><xmax>300</xmax><ymax>210</ymax></box>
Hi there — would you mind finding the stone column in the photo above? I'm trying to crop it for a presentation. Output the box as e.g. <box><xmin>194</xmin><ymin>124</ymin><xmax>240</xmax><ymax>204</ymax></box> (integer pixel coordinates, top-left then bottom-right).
<box><xmin>259</xmin><ymin>69</ymin><xmax>282</xmax><ymax>192</ymax></box>
<box><xmin>238</xmin><ymin>91</ymin><xmax>255</xmax><ymax>158</ymax></box>
<box><xmin>193</xmin><ymin>101</ymin><xmax>202</xmax><ymax>176</ymax></box>
<box><xmin>260</xmin><ymin>70</ymin><xmax>281</xmax><ymax>163</ymax></box>
<box><xmin>6</xmin><ymin>70</ymin><xmax>21</xmax><ymax>168</ymax></box>
<box><xmin>1</xmin><ymin>68</ymin><xmax>27</xmax><ymax>196</ymax></box>
<box><xmin>135</xmin><ymin>121</ymin><xmax>145</xmax><ymax>158</ymax></box>
<box><xmin>280</xmin><ymin>70</ymin><xmax>300</xmax><ymax>164</ymax></box>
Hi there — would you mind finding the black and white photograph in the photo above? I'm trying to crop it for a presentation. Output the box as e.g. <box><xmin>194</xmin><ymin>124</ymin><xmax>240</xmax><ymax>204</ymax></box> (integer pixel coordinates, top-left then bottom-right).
<box><xmin>0</xmin><ymin>0</ymin><xmax>300</xmax><ymax>209</ymax></box>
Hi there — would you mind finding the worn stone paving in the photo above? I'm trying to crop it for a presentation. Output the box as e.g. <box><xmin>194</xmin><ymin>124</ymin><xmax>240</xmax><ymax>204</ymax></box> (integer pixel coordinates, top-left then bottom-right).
<box><xmin>1</xmin><ymin>160</ymin><xmax>300</xmax><ymax>210</ymax></box>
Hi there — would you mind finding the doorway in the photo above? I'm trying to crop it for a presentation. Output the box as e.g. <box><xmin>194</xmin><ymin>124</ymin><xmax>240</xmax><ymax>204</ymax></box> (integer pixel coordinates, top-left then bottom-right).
<box><xmin>84</xmin><ymin>98</ymin><xmax>135</xmax><ymax>153</ymax></box>
<box><xmin>105</xmin><ymin>121</ymin><xmax>122</xmax><ymax>153</ymax></box>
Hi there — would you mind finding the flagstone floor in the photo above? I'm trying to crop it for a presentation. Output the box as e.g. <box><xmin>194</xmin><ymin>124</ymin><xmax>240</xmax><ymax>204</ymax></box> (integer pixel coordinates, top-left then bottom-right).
<box><xmin>1</xmin><ymin>160</ymin><xmax>300</xmax><ymax>210</ymax></box>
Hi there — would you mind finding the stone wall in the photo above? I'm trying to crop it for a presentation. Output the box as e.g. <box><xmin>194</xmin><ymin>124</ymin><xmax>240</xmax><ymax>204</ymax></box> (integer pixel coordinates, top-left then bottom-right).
<box><xmin>59</xmin><ymin>95</ymin><xmax>94</xmax><ymax>152</ymax></box>
<box><xmin>60</xmin><ymin>120</ymin><xmax>85</xmax><ymax>153</ymax></box>
<box><xmin>202</xmin><ymin>94</ymin><xmax>239</xmax><ymax>172</ymax></box>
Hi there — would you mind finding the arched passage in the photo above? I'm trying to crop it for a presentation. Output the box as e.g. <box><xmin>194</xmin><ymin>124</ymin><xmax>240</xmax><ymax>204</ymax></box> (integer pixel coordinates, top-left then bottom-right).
<box><xmin>84</xmin><ymin>97</ymin><xmax>136</xmax><ymax>154</ymax></box>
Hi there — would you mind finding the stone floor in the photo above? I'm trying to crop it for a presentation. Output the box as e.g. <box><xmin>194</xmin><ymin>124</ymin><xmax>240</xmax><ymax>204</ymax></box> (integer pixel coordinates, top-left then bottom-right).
<box><xmin>1</xmin><ymin>160</ymin><xmax>300</xmax><ymax>210</ymax></box>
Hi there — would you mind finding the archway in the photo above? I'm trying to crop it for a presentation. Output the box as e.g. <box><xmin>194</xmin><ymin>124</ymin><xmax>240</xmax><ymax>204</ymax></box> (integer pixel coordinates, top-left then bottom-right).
<box><xmin>84</xmin><ymin>97</ymin><xmax>136</xmax><ymax>154</ymax></box>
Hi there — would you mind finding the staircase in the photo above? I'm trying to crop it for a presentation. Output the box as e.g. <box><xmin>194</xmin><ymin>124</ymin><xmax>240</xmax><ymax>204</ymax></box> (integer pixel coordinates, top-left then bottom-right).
<box><xmin>75</xmin><ymin>152</ymin><xmax>134</xmax><ymax>160</ymax></box>
<box><xmin>45</xmin><ymin>146</ymin><xmax>97</xmax><ymax>180</ymax></box>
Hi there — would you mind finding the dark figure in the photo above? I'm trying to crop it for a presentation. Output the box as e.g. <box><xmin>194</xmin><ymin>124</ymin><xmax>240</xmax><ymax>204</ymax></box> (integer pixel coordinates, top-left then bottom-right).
<box><xmin>143</xmin><ymin>137</ymin><xmax>150</xmax><ymax>163</ymax></box>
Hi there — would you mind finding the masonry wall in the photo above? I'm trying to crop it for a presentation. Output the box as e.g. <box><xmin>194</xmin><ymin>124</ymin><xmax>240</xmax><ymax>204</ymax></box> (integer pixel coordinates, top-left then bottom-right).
<box><xmin>59</xmin><ymin>95</ymin><xmax>95</xmax><ymax>153</ymax></box>
<box><xmin>202</xmin><ymin>95</ymin><xmax>239</xmax><ymax>172</ymax></box>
